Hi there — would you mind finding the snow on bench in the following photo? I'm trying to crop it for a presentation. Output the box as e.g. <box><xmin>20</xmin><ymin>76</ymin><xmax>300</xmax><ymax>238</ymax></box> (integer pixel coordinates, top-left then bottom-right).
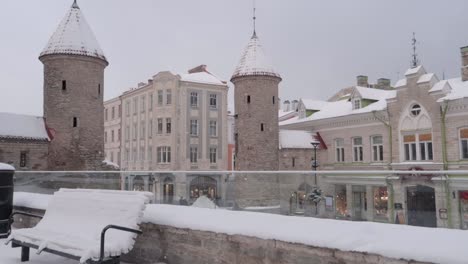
<box><xmin>7</xmin><ymin>189</ymin><xmax>153</xmax><ymax>263</ymax></box>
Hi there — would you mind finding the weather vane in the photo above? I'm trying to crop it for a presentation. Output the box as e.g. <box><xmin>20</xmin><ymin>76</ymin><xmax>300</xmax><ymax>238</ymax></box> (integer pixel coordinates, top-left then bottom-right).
<box><xmin>411</xmin><ymin>32</ymin><xmax>419</xmax><ymax>68</ymax></box>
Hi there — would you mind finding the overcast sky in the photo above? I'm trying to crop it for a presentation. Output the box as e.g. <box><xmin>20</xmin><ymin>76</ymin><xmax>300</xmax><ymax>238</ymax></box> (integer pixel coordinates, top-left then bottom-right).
<box><xmin>1</xmin><ymin>0</ymin><xmax>468</xmax><ymax>116</ymax></box>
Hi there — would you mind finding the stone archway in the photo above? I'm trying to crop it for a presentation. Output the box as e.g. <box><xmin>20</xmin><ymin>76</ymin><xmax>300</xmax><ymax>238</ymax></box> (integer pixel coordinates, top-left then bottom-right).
<box><xmin>406</xmin><ymin>185</ymin><xmax>437</xmax><ymax>227</ymax></box>
<box><xmin>190</xmin><ymin>176</ymin><xmax>217</xmax><ymax>200</ymax></box>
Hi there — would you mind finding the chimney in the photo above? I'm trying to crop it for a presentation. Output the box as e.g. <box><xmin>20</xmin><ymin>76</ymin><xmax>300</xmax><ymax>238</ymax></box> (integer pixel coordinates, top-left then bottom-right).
<box><xmin>291</xmin><ymin>100</ymin><xmax>299</xmax><ymax>111</ymax></box>
<box><xmin>377</xmin><ymin>78</ymin><xmax>391</xmax><ymax>90</ymax></box>
<box><xmin>148</xmin><ymin>79</ymin><xmax>153</xmax><ymax>85</ymax></box>
<box><xmin>461</xmin><ymin>46</ymin><xmax>468</xmax><ymax>81</ymax></box>
<box><xmin>278</xmin><ymin>97</ymin><xmax>282</xmax><ymax>110</ymax></box>
<box><xmin>188</xmin><ymin>65</ymin><xmax>208</xmax><ymax>74</ymax></box>
<box><xmin>283</xmin><ymin>100</ymin><xmax>290</xmax><ymax>111</ymax></box>
<box><xmin>357</xmin><ymin>75</ymin><xmax>368</xmax><ymax>87</ymax></box>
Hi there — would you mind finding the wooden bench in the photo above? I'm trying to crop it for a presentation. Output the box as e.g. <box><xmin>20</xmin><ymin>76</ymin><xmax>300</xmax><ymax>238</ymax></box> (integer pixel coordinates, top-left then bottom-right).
<box><xmin>6</xmin><ymin>189</ymin><xmax>152</xmax><ymax>263</ymax></box>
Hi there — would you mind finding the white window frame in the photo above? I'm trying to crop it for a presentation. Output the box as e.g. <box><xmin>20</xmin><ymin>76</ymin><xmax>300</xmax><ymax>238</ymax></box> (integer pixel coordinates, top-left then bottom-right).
<box><xmin>335</xmin><ymin>138</ymin><xmax>345</xmax><ymax>163</ymax></box>
<box><xmin>166</xmin><ymin>89</ymin><xmax>172</xmax><ymax>105</ymax></box>
<box><xmin>190</xmin><ymin>120</ymin><xmax>199</xmax><ymax>136</ymax></box>
<box><xmin>371</xmin><ymin>135</ymin><xmax>384</xmax><ymax>162</ymax></box>
<box><xmin>166</xmin><ymin>118</ymin><xmax>171</xmax><ymax>134</ymax></box>
<box><xmin>190</xmin><ymin>92</ymin><xmax>198</xmax><ymax>107</ymax></box>
<box><xmin>209</xmin><ymin>94</ymin><xmax>217</xmax><ymax>109</ymax></box>
<box><xmin>210</xmin><ymin>147</ymin><xmax>217</xmax><ymax>164</ymax></box>
<box><xmin>157</xmin><ymin>90</ymin><xmax>163</xmax><ymax>105</ymax></box>
<box><xmin>209</xmin><ymin>120</ymin><xmax>217</xmax><ymax>137</ymax></box>
<box><xmin>460</xmin><ymin>128</ymin><xmax>468</xmax><ymax>160</ymax></box>
<box><xmin>352</xmin><ymin>137</ymin><xmax>363</xmax><ymax>162</ymax></box>
<box><xmin>157</xmin><ymin>146</ymin><xmax>171</xmax><ymax>164</ymax></box>
<box><xmin>190</xmin><ymin>146</ymin><xmax>198</xmax><ymax>163</ymax></box>
<box><xmin>353</xmin><ymin>99</ymin><xmax>361</xmax><ymax>110</ymax></box>
<box><xmin>157</xmin><ymin>118</ymin><xmax>163</xmax><ymax>134</ymax></box>
<box><xmin>402</xmin><ymin>132</ymin><xmax>433</xmax><ymax>161</ymax></box>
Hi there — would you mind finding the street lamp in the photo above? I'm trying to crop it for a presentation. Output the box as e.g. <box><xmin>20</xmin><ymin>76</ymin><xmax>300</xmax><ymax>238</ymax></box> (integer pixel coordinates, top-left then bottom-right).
<box><xmin>311</xmin><ymin>141</ymin><xmax>320</xmax><ymax>185</ymax></box>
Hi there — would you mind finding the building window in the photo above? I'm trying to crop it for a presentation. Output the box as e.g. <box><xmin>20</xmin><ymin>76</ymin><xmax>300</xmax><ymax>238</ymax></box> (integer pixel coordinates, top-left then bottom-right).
<box><xmin>111</xmin><ymin>107</ymin><xmax>115</xmax><ymax>119</ymax></box>
<box><xmin>148</xmin><ymin>120</ymin><xmax>153</xmax><ymax>138</ymax></box>
<box><xmin>209</xmin><ymin>94</ymin><xmax>217</xmax><ymax>109</ymax></box>
<box><xmin>190</xmin><ymin>120</ymin><xmax>198</xmax><ymax>136</ymax></box>
<box><xmin>166</xmin><ymin>118</ymin><xmax>171</xmax><ymax>134</ymax></box>
<box><xmin>260</xmin><ymin>123</ymin><xmax>264</xmax><ymax>132</ymax></box>
<box><xmin>335</xmin><ymin>185</ymin><xmax>348</xmax><ymax>217</ymax></box>
<box><xmin>105</xmin><ymin>108</ymin><xmax>108</xmax><ymax>121</ymax></box>
<box><xmin>140</xmin><ymin>146</ymin><xmax>145</xmax><ymax>160</ymax></box>
<box><xmin>371</xmin><ymin>135</ymin><xmax>384</xmax><ymax>162</ymax></box>
<box><xmin>273</xmin><ymin>96</ymin><xmax>275</xmax><ymax>104</ymax></box>
<box><xmin>167</xmin><ymin>89</ymin><xmax>172</xmax><ymax>105</ymax></box>
<box><xmin>98</xmin><ymin>84</ymin><xmax>101</xmax><ymax>95</ymax></box>
<box><xmin>62</xmin><ymin>80</ymin><xmax>67</xmax><ymax>91</ymax></box>
<box><xmin>73</xmin><ymin>117</ymin><xmax>78</xmax><ymax>128</ymax></box>
<box><xmin>111</xmin><ymin>130</ymin><xmax>115</xmax><ymax>142</ymax></box>
<box><xmin>292</xmin><ymin>157</ymin><xmax>296</xmax><ymax>167</ymax></box>
<box><xmin>353</xmin><ymin>99</ymin><xmax>361</xmax><ymax>110</ymax></box>
<box><xmin>133</xmin><ymin>98</ymin><xmax>138</xmax><ymax>114</ymax></box>
<box><xmin>190</xmin><ymin>92</ymin><xmax>198</xmax><ymax>107</ymax></box>
<box><xmin>157</xmin><ymin>118</ymin><xmax>163</xmax><ymax>134</ymax></box>
<box><xmin>352</xmin><ymin>137</ymin><xmax>363</xmax><ymax>162</ymax></box>
<box><xmin>140</xmin><ymin>121</ymin><xmax>145</xmax><ymax>138</ymax></box>
<box><xmin>125</xmin><ymin>126</ymin><xmax>130</xmax><ymax>141</ymax></box>
<box><xmin>118</xmin><ymin>129</ymin><xmax>121</xmax><ymax>141</ymax></box>
<box><xmin>118</xmin><ymin>105</ymin><xmax>122</xmax><ymax>118</ymax></box>
<box><xmin>133</xmin><ymin>123</ymin><xmax>137</xmax><ymax>140</ymax></box>
<box><xmin>461</xmin><ymin>128</ymin><xmax>468</xmax><ymax>159</ymax></box>
<box><xmin>403</xmin><ymin>133</ymin><xmax>432</xmax><ymax>161</ymax></box>
<box><xmin>373</xmin><ymin>187</ymin><xmax>388</xmax><ymax>219</ymax></box>
<box><xmin>20</xmin><ymin>152</ymin><xmax>27</xmax><ymax>168</ymax></box>
<box><xmin>209</xmin><ymin>121</ymin><xmax>217</xmax><ymax>137</ymax></box>
<box><xmin>190</xmin><ymin>146</ymin><xmax>198</xmax><ymax>163</ymax></box>
<box><xmin>335</xmin><ymin>138</ymin><xmax>345</xmax><ymax>162</ymax></box>
<box><xmin>210</xmin><ymin>147</ymin><xmax>217</xmax><ymax>164</ymax></box>
<box><xmin>157</xmin><ymin>147</ymin><xmax>171</xmax><ymax>164</ymax></box>
<box><xmin>149</xmin><ymin>93</ymin><xmax>153</xmax><ymax>111</ymax></box>
<box><xmin>410</xmin><ymin>104</ymin><xmax>422</xmax><ymax>117</ymax></box>
<box><xmin>148</xmin><ymin>146</ymin><xmax>152</xmax><ymax>162</ymax></box>
<box><xmin>141</xmin><ymin>96</ymin><xmax>146</xmax><ymax>113</ymax></box>
<box><xmin>126</xmin><ymin>101</ymin><xmax>130</xmax><ymax>117</ymax></box>
<box><xmin>158</xmin><ymin>90</ymin><xmax>163</xmax><ymax>105</ymax></box>
<box><xmin>132</xmin><ymin>147</ymin><xmax>137</xmax><ymax>162</ymax></box>
<box><xmin>125</xmin><ymin>148</ymin><xmax>129</xmax><ymax>161</ymax></box>
<box><xmin>247</xmin><ymin>95</ymin><xmax>251</xmax><ymax>104</ymax></box>
<box><xmin>104</xmin><ymin>132</ymin><xmax>108</xmax><ymax>143</ymax></box>
<box><xmin>110</xmin><ymin>152</ymin><xmax>114</xmax><ymax>162</ymax></box>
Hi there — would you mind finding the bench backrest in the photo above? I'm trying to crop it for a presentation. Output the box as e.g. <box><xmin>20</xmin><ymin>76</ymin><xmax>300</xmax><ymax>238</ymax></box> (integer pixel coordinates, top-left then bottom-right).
<box><xmin>35</xmin><ymin>189</ymin><xmax>152</xmax><ymax>243</ymax></box>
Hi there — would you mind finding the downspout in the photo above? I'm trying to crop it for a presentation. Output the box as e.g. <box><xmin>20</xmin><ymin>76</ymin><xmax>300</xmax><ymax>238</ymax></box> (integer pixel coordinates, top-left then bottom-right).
<box><xmin>440</xmin><ymin>101</ymin><xmax>452</xmax><ymax>227</ymax></box>
<box><xmin>372</xmin><ymin>110</ymin><xmax>395</xmax><ymax>222</ymax></box>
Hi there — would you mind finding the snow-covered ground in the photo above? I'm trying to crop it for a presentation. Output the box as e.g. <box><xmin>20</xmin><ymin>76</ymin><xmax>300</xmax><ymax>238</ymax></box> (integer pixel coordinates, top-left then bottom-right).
<box><xmin>0</xmin><ymin>239</ymin><xmax>76</xmax><ymax>264</ymax></box>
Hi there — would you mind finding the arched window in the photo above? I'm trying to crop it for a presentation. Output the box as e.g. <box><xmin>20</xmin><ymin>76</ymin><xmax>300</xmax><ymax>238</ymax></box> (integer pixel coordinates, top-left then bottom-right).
<box><xmin>410</xmin><ymin>104</ymin><xmax>421</xmax><ymax>117</ymax></box>
<box><xmin>190</xmin><ymin>176</ymin><xmax>217</xmax><ymax>199</ymax></box>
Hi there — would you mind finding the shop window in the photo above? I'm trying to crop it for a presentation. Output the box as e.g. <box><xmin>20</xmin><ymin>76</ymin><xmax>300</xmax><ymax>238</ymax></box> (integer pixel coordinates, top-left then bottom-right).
<box><xmin>335</xmin><ymin>185</ymin><xmax>348</xmax><ymax>217</ymax></box>
<box><xmin>460</xmin><ymin>129</ymin><xmax>468</xmax><ymax>159</ymax></box>
<box><xmin>460</xmin><ymin>191</ymin><xmax>468</xmax><ymax>230</ymax></box>
<box><xmin>373</xmin><ymin>187</ymin><xmax>388</xmax><ymax>218</ymax></box>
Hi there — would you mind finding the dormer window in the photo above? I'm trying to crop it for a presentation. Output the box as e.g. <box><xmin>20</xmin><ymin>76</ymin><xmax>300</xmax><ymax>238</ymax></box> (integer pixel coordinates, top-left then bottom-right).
<box><xmin>353</xmin><ymin>99</ymin><xmax>361</xmax><ymax>110</ymax></box>
<box><xmin>411</xmin><ymin>104</ymin><xmax>421</xmax><ymax>116</ymax></box>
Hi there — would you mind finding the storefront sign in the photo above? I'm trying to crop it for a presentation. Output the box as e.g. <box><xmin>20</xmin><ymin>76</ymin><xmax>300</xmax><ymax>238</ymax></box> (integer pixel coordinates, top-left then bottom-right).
<box><xmin>439</xmin><ymin>209</ymin><xmax>448</xmax><ymax>220</ymax></box>
<box><xmin>394</xmin><ymin>203</ymin><xmax>403</xmax><ymax>210</ymax></box>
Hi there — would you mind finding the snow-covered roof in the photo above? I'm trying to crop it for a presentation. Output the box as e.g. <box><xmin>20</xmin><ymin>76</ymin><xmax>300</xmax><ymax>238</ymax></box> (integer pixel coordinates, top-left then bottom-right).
<box><xmin>394</xmin><ymin>78</ymin><xmax>407</xmax><ymax>88</ymax></box>
<box><xmin>0</xmin><ymin>112</ymin><xmax>49</xmax><ymax>141</ymax></box>
<box><xmin>429</xmin><ymin>80</ymin><xmax>450</xmax><ymax>93</ymax></box>
<box><xmin>353</xmin><ymin>86</ymin><xmax>396</xmax><ymax>101</ymax></box>
<box><xmin>279</xmin><ymin>130</ymin><xmax>318</xmax><ymax>149</ymax></box>
<box><xmin>405</xmin><ymin>65</ymin><xmax>424</xmax><ymax>76</ymax></box>
<box><xmin>180</xmin><ymin>71</ymin><xmax>226</xmax><ymax>86</ymax></box>
<box><xmin>417</xmin><ymin>73</ymin><xmax>437</xmax><ymax>84</ymax></box>
<box><xmin>437</xmin><ymin>77</ymin><xmax>468</xmax><ymax>102</ymax></box>
<box><xmin>40</xmin><ymin>1</ymin><xmax>107</xmax><ymax>62</ymax></box>
<box><xmin>300</xmin><ymin>99</ymin><xmax>329</xmax><ymax>110</ymax></box>
<box><xmin>231</xmin><ymin>33</ymin><xmax>280</xmax><ymax>79</ymax></box>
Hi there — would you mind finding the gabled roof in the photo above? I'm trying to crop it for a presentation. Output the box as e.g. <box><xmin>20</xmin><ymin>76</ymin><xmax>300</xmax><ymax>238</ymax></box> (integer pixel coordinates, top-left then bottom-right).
<box><xmin>40</xmin><ymin>1</ymin><xmax>107</xmax><ymax>62</ymax></box>
<box><xmin>0</xmin><ymin>113</ymin><xmax>49</xmax><ymax>141</ymax></box>
<box><xmin>231</xmin><ymin>33</ymin><xmax>280</xmax><ymax>79</ymax></box>
<box><xmin>300</xmin><ymin>99</ymin><xmax>329</xmax><ymax>111</ymax></box>
<box><xmin>405</xmin><ymin>65</ymin><xmax>425</xmax><ymax>76</ymax></box>
<box><xmin>353</xmin><ymin>86</ymin><xmax>396</xmax><ymax>101</ymax></box>
<box><xmin>437</xmin><ymin>78</ymin><xmax>468</xmax><ymax>102</ymax></box>
<box><xmin>180</xmin><ymin>72</ymin><xmax>226</xmax><ymax>86</ymax></box>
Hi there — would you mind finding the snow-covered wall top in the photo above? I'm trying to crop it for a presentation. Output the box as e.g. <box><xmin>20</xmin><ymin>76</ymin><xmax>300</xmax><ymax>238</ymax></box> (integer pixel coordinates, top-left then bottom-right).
<box><xmin>279</xmin><ymin>130</ymin><xmax>317</xmax><ymax>149</ymax></box>
<box><xmin>12</xmin><ymin>194</ymin><xmax>468</xmax><ymax>264</ymax></box>
<box><xmin>0</xmin><ymin>112</ymin><xmax>49</xmax><ymax>141</ymax></box>
<box><xmin>40</xmin><ymin>2</ymin><xmax>107</xmax><ymax>62</ymax></box>
<box><xmin>0</xmin><ymin>163</ymin><xmax>15</xmax><ymax>171</ymax></box>
<box><xmin>231</xmin><ymin>33</ymin><xmax>280</xmax><ymax>79</ymax></box>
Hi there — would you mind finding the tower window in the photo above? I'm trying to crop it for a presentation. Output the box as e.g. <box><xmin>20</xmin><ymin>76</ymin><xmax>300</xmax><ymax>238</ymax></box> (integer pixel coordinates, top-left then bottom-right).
<box><xmin>247</xmin><ymin>95</ymin><xmax>251</xmax><ymax>104</ymax></box>
<box><xmin>98</xmin><ymin>84</ymin><xmax>101</xmax><ymax>95</ymax></box>
<box><xmin>62</xmin><ymin>80</ymin><xmax>67</xmax><ymax>91</ymax></box>
<box><xmin>273</xmin><ymin>96</ymin><xmax>275</xmax><ymax>104</ymax></box>
<box><xmin>73</xmin><ymin>117</ymin><xmax>78</xmax><ymax>128</ymax></box>
<box><xmin>261</xmin><ymin>123</ymin><xmax>264</xmax><ymax>131</ymax></box>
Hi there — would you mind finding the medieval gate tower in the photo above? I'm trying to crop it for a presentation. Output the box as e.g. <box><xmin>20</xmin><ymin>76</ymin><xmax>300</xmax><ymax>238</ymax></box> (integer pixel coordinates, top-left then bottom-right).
<box><xmin>232</xmin><ymin>30</ymin><xmax>282</xmax><ymax>171</ymax></box>
<box><xmin>40</xmin><ymin>1</ymin><xmax>108</xmax><ymax>170</ymax></box>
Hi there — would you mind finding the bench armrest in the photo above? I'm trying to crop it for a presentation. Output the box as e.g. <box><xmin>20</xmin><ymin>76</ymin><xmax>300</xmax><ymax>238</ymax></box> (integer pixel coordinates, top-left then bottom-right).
<box><xmin>11</xmin><ymin>212</ymin><xmax>44</xmax><ymax>221</ymax></box>
<box><xmin>99</xmin><ymin>225</ymin><xmax>142</xmax><ymax>261</ymax></box>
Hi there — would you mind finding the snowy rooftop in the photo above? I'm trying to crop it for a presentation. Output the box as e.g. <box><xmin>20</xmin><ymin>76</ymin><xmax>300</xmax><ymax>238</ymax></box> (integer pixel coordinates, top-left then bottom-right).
<box><xmin>180</xmin><ymin>71</ymin><xmax>226</xmax><ymax>86</ymax></box>
<box><xmin>40</xmin><ymin>2</ymin><xmax>107</xmax><ymax>62</ymax></box>
<box><xmin>353</xmin><ymin>86</ymin><xmax>396</xmax><ymax>101</ymax></box>
<box><xmin>405</xmin><ymin>65</ymin><xmax>423</xmax><ymax>76</ymax></box>
<box><xmin>231</xmin><ymin>33</ymin><xmax>280</xmax><ymax>79</ymax></box>
<box><xmin>0</xmin><ymin>113</ymin><xmax>49</xmax><ymax>141</ymax></box>
<box><xmin>300</xmin><ymin>99</ymin><xmax>329</xmax><ymax>110</ymax></box>
<box><xmin>279</xmin><ymin>130</ymin><xmax>317</xmax><ymax>149</ymax></box>
<box><xmin>437</xmin><ymin>77</ymin><xmax>468</xmax><ymax>102</ymax></box>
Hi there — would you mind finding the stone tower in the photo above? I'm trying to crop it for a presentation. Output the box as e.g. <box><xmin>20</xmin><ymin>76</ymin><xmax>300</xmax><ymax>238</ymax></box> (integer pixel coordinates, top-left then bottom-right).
<box><xmin>40</xmin><ymin>1</ymin><xmax>108</xmax><ymax>170</ymax></box>
<box><xmin>232</xmin><ymin>32</ymin><xmax>282</xmax><ymax>171</ymax></box>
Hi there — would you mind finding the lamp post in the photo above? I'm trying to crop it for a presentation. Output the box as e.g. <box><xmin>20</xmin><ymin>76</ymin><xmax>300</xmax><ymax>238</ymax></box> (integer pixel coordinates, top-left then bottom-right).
<box><xmin>311</xmin><ymin>141</ymin><xmax>320</xmax><ymax>185</ymax></box>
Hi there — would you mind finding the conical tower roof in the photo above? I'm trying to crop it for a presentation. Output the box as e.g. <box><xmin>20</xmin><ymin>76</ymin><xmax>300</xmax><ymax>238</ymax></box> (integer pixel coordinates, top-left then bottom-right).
<box><xmin>40</xmin><ymin>1</ymin><xmax>107</xmax><ymax>62</ymax></box>
<box><xmin>231</xmin><ymin>33</ymin><xmax>280</xmax><ymax>80</ymax></box>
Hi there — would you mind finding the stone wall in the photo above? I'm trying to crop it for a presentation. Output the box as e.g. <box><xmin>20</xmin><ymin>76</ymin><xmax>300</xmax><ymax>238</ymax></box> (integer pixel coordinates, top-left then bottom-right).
<box><xmin>11</xmin><ymin>206</ymin><xmax>432</xmax><ymax>264</ymax></box>
<box><xmin>0</xmin><ymin>140</ymin><xmax>49</xmax><ymax>170</ymax></box>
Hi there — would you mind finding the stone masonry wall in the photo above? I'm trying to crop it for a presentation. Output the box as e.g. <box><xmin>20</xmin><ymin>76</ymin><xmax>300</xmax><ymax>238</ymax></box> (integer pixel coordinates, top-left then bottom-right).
<box><xmin>0</xmin><ymin>140</ymin><xmax>48</xmax><ymax>170</ymax></box>
<box><xmin>12</xmin><ymin>206</ymin><xmax>432</xmax><ymax>264</ymax></box>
